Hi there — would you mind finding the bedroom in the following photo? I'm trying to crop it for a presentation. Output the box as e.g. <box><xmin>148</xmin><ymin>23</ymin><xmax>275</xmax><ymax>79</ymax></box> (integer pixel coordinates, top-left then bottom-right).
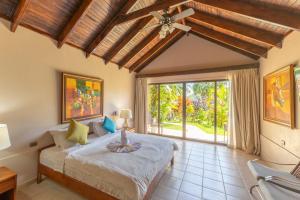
<box><xmin>0</xmin><ymin>0</ymin><xmax>300</xmax><ymax>200</ymax></box>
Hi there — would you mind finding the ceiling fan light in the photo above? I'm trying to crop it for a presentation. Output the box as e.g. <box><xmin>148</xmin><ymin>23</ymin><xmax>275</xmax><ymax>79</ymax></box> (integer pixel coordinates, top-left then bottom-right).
<box><xmin>159</xmin><ymin>30</ymin><xmax>166</xmax><ymax>39</ymax></box>
<box><xmin>161</xmin><ymin>24</ymin><xmax>169</xmax><ymax>31</ymax></box>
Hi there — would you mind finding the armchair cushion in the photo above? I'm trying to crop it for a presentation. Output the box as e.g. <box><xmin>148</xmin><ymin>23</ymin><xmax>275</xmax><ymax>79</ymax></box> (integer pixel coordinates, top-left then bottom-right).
<box><xmin>247</xmin><ymin>160</ymin><xmax>299</xmax><ymax>182</ymax></box>
<box><xmin>258</xmin><ymin>179</ymin><xmax>300</xmax><ymax>200</ymax></box>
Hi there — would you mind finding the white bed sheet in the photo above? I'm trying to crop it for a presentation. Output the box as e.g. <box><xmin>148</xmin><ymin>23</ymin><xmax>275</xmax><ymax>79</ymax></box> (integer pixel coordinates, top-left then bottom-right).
<box><xmin>40</xmin><ymin>146</ymin><xmax>67</xmax><ymax>173</ymax></box>
<box><xmin>41</xmin><ymin>133</ymin><xmax>177</xmax><ymax>200</ymax></box>
<box><xmin>40</xmin><ymin>134</ymin><xmax>100</xmax><ymax>173</ymax></box>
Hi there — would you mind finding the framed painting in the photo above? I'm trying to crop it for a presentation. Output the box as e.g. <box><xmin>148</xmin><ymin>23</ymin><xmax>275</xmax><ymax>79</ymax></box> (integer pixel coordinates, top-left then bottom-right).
<box><xmin>62</xmin><ymin>73</ymin><xmax>103</xmax><ymax>123</ymax></box>
<box><xmin>263</xmin><ymin>65</ymin><xmax>295</xmax><ymax>128</ymax></box>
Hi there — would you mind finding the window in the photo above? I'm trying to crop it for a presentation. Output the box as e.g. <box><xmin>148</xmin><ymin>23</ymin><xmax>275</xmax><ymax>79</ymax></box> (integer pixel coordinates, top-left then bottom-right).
<box><xmin>147</xmin><ymin>80</ymin><xmax>229</xmax><ymax>144</ymax></box>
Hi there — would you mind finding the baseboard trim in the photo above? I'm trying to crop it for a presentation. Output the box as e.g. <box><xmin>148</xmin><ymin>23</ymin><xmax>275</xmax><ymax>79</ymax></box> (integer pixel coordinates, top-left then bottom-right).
<box><xmin>261</xmin><ymin>134</ymin><xmax>300</xmax><ymax>159</ymax></box>
<box><xmin>18</xmin><ymin>177</ymin><xmax>37</xmax><ymax>188</ymax></box>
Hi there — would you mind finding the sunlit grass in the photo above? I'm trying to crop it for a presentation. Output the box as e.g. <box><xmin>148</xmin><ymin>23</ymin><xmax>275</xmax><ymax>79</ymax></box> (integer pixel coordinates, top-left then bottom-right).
<box><xmin>161</xmin><ymin>122</ymin><xmax>226</xmax><ymax>135</ymax></box>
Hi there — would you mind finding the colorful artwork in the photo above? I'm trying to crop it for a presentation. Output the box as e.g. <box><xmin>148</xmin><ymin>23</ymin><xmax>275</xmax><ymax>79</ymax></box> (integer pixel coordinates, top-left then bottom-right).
<box><xmin>264</xmin><ymin>65</ymin><xmax>295</xmax><ymax>128</ymax></box>
<box><xmin>62</xmin><ymin>73</ymin><xmax>103</xmax><ymax>123</ymax></box>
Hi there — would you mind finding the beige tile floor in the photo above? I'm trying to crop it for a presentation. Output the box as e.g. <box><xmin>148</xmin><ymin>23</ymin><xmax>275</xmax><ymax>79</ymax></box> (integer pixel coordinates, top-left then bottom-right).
<box><xmin>17</xmin><ymin>139</ymin><xmax>260</xmax><ymax>200</ymax></box>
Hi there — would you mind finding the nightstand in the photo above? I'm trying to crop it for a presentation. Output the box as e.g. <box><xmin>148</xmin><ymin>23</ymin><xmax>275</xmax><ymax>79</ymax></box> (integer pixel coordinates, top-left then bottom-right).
<box><xmin>0</xmin><ymin>167</ymin><xmax>17</xmax><ymax>200</ymax></box>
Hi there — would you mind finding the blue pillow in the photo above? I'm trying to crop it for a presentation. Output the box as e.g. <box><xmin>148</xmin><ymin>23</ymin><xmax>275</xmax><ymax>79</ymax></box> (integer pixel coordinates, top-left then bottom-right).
<box><xmin>102</xmin><ymin>116</ymin><xmax>116</xmax><ymax>133</ymax></box>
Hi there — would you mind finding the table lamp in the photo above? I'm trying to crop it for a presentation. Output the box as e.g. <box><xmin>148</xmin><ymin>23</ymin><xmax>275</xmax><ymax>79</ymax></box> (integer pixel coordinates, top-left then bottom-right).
<box><xmin>0</xmin><ymin>124</ymin><xmax>11</xmax><ymax>151</ymax></box>
<box><xmin>119</xmin><ymin>109</ymin><xmax>132</xmax><ymax>129</ymax></box>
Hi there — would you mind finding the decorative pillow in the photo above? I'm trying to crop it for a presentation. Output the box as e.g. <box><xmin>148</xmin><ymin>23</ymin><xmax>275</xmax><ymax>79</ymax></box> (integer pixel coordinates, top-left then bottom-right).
<box><xmin>90</xmin><ymin>122</ymin><xmax>108</xmax><ymax>136</ymax></box>
<box><xmin>49</xmin><ymin>129</ymin><xmax>75</xmax><ymax>149</ymax></box>
<box><xmin>102</xmin><ymin>116</ymin><xmax>116</xmax><ymax>133</ymax></box>
<box><xmin>67</xmin><ymin>120</ymin><xmax>89</xmax><ymax>145</ymax></box>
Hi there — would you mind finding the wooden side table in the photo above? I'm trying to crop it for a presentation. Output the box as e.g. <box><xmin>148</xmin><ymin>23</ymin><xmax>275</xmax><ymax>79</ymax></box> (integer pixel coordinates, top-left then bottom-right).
<box><xmin>0</xmin><ymin>167</ymin><xmax>17</xmax><ymax>200</ymax></box>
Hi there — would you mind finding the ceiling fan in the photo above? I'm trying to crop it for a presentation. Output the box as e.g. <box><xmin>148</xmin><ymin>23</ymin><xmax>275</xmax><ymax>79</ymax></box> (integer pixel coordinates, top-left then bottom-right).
<box><xmin>143</xmin><ymin>8</ymin><xmax>195</xmax><ymax>39</ymax></box>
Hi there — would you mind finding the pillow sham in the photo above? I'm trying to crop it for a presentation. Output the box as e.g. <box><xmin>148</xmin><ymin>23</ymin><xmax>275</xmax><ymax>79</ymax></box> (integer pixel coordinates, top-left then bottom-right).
<box><xmin>102</xmin><ymin>116</ymin><xmax>116</xmax><ymax>133</ymax></box>
<box><xmin>90</xmin><ymin>122</ymin><xmax>108</xmax><ymax>136</ymax></box>
<box><xmin>67</xmin><ymin>119</ymin><xmax>89</xmax><ymax>145</ymax></box>
<box><xmin>49</xmin><ymin>129</ymin><xmax>75</xmax><ymax>149</ymax></box>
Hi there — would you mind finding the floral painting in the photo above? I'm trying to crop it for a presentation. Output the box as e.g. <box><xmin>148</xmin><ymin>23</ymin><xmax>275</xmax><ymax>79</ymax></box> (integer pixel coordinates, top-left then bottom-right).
<box><xmin>264</xmin><ymin>65</ymin><xmax>295</xmax><ymax>128</ymax></box>
<box><xmin>62</xmin><ymin>73</ymin><xmax>103</xmax><ymax>123</ymax></box>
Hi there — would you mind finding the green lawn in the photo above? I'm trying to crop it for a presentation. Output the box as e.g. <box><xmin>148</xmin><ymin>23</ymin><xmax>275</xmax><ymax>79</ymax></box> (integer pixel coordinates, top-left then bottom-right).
<box><xmin>161</xmin><ymin>122</ymin><xmax>226</xmax><ymax>135</ymax></box>
<box><xmin>162</xmin><ymin>123</ymin><xmax>182</xmax><ymax>130</ymax></box>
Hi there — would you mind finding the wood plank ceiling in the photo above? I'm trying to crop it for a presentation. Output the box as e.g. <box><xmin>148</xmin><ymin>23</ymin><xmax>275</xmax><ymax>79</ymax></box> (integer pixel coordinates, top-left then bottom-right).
<box><xmin>0</xmin><ymin>0</ymin><xmax>299</xmax><ymax>73</ymax></box>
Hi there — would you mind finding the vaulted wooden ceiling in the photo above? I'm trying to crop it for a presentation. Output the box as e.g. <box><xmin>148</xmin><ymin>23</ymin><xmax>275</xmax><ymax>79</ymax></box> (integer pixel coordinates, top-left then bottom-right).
<box><xmin>0</xmin><ymin>0</ymin><xmax>299</xmax><ymax>73</ymax></box>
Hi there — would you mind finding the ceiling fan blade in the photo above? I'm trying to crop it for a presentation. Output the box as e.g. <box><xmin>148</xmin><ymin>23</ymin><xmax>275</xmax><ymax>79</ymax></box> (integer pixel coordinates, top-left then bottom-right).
<box><xmin>173</xmin><ymin>23</ymin><xmax>191</xmax><ymax>32</ymax></box>
<box><xmin>172</xmin><ymin>8</ymin><xmax>195</xmax><ymax>21</ymax></box>
<box><xmin>169</xmin><ymin>0</ymin><xmax>193</xmax><ymax>8</ymax></box>
<box><xmin>141</xmin><ymin>23</ymin><xmax>161</xmax><ymax>32</ymax></box>
<box><xmin>150</xmin><ymin>11</ymin><xmax>163</xmax><ymax>20</ymax></box>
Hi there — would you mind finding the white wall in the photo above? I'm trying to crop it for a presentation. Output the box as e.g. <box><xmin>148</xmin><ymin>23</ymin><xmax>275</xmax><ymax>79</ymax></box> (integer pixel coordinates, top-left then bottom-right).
<box><xmin>0</xmin><ymin>19</ymin><xmax>135</xmax><ymax>184</ymax></box>
<box><xmin>140</xmin><ymin>34</ymin><xmax>256</xmax><ymax>74</ymax></box>
<box><xmin>260</xmin><ymin>31</ymin><xmax>300</xmax><ymax>170</ymax></box>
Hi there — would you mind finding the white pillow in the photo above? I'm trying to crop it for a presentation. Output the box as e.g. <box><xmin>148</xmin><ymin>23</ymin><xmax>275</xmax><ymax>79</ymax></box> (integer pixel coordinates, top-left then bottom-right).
<box><xmin>49</xmin><ymin>129</ymin><xmax>75</xmax><ymax>149</ymax></box>
<box><xmin>90</xmin><ymin>122</ymin><xmax>108</xmax><ymax>136</ymax></box>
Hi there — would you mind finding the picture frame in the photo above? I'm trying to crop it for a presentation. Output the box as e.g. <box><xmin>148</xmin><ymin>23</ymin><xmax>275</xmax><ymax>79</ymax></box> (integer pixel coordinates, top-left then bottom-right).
<box><xmin>263</xmin><ymin>65</ymin><xmax>295</xmax><ymax>128</ymax></box>
<box><xmin>294</xmin><ymin>66</ymin><xmax>300</xmax><ymax>101</ymax></box>
<box><xmin>62</xmin><ymin>72</ymin><xmax>104</xmax><ymax>123</ymax></box>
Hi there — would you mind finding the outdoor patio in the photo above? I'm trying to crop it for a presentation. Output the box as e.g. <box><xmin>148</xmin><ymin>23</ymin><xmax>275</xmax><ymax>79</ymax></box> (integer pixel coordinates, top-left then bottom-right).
<box><xmin>148</xmin><ymin>124</ymin><xmax>228</xmax><ymax>144</ymax></box>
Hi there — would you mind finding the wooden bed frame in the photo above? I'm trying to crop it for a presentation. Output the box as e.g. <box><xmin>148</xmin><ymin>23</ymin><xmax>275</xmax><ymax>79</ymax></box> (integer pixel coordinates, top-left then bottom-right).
<box><xmin>37</xmin><ymin>144</ymin><xmax>174</xmax><ymax>200</ymax></box>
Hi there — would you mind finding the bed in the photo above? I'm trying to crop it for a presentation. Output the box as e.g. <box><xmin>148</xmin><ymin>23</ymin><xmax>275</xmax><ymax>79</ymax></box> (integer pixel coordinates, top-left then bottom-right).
<box><xmin>37</xmin><ymin>132</ymin><xmax>178</xmax><ymax>200</ymax></box>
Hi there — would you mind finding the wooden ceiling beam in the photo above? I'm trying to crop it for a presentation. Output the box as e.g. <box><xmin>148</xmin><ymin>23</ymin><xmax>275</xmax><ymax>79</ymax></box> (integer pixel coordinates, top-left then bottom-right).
<box><xmin>129</xmin><ymin>30</ymin><xmax>184</xmax><ymax>72</ymax></box>
<box><xmin>118</xmin><ymin>28</ymin><xmax>161</xmax><ymax>68</ymax></box>
<box><xmin>116</xmin><ymin>0</ymin><xmax>192</xmax><ymax>25</ymax></box>
<box><xmin>118</xmin><ymin>9</ymin><xmax>179</xmax><ymax>68</ymax></box>
<box><xmin>193</xmin><ymin>0</ymin><xmax>300</xmax><ymax>30</ymax></box>
<box><xmin>11</xmin><ymin>0</ymin><xmax>30</xmax><ymax>32</ymax></box>
<box><xmin>57</xmin><ymin>0</ymin><xmax>93</xmax><ymax>48</ymax></box>
<box><xmin>103</xmin><ymin>16</ymin><xmax>153</xmax><ymax>65</ymax></box>
<box><xmin>191</xmin><ymin>31</ymin><xmax>259</xmax><ymax>60</ymax></box>
<box><xmin>187</xmin><ymin>21</ymin><xmax>268</xmax><ymax>58</ymax></box>
<box><xmin>188</xmin><ymin>9</ymin><xmax>283</xmax><ymax>48</ymax></box>
<box><xmin>85</xmin><ymin>0</ymin><xmax>138</xmax><ymax>58</ymax></box>
<box><xmin>136</xmin><ymin>63</ymin><xmax>259</xmax><ymax>78</ymax></box>
<box><xmin>135</xmin><ymin>32</ymin><xmax>185</xmax><ymax>73</ymax></box>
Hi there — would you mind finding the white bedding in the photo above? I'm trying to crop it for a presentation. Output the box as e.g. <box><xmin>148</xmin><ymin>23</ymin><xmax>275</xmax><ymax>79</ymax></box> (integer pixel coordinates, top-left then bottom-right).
<box><xmin>40</xmin><ymin>146</ymin><xmax>66</xmax><ymax>173</ymax></box>
<box><xmin>40</xmin><ymin>134</ymin><xmax>100</xmax><ymax>173</ymax></box>
<box><xmin>40</xmin><ymin>133</ymin><xmax>178</xmax><ymax>200</ymax></box>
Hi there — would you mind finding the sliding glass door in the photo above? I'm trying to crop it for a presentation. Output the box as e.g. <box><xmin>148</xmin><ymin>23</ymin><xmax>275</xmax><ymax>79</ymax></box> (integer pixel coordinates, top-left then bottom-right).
<box><xmin>147</xmin><ymin>80</ymin><xmax>229</xmax><ymax>144</ymax></box>
<box><xmin>147</xmin><ymin>83</ymin><xmax>184</xmax><ymax>137</ymax></box>
<box><xmin>216</xmin><ymin>81</ymin><xmax>229</xmax><ymax>143</ymax></box>
<box><xmin>185</xmin><ymin>82</ymin><xmax>215</xmax><ymax>142</ymax></box>
<box><xmin>159</xmin><ymin>84</ymin><xmax>183</xmax><ymax>137</ymax></box>
<box><xmin>148</xmin><ymin>85</ymin><xmax>159</xmax><ymax>134</ymax></box>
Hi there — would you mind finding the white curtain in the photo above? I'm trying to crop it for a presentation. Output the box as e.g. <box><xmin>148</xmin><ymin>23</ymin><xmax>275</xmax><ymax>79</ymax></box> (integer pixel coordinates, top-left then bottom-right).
<box><xmin>134</xmin><ymin>78</ymin><xmax>148</xmax><ymax>133</ymax></box>
<box><xmin>228</xmin><ymin>68</ymin><xmax>261</xmax><ymax>155</ymax></box>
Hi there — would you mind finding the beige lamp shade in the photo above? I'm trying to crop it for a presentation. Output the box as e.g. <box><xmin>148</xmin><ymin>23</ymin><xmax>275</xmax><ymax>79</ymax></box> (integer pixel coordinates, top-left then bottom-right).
<box><xmin>0</xmin><ymin>124</ymin><xmax>11</xmax><ymax>150</ymax></box>
<box><xmin>119</xmin><ymin>109</ymin><xmax>132</xmax><ymax>119</ymax></box>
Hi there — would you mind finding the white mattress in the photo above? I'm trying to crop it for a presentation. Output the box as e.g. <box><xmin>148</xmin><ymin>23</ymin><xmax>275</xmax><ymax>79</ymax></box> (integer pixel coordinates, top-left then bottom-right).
<box><xmin>40</xmin><ymin>133</ymin><xmax>177</xmax><ymax>200</ymax></box>
<box><xmin>40</xmin><ymin>146</ymin><xmax>67</xmax><ymax>173</ymax></box>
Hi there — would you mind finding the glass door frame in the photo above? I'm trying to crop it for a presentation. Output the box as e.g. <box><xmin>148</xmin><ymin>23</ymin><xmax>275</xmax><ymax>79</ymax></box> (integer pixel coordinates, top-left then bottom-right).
<box><xmin>148</xmin><ymin>79</ymin><xmax>228</xmax><ymax>144</ymax></box>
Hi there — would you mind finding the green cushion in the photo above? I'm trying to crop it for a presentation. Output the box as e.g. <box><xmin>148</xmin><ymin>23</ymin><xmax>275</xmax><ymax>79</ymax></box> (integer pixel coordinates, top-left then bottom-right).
<box><xmin>67</xmin><ymin>119</ymin><xmax>89</xmax><ymax>145</ymax></box>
